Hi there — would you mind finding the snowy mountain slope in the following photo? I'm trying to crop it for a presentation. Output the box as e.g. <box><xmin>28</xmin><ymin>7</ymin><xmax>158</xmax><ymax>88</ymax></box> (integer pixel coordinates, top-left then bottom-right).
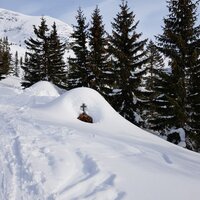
<box><xmin>0</xmin><ymin>8</ymin><xmax>73</xmax><ymax>56</ymax></box>
<box><xmin>0</xmin><ymin>77</ymin><xmax>200</xmax><ymax>200</ymax></box>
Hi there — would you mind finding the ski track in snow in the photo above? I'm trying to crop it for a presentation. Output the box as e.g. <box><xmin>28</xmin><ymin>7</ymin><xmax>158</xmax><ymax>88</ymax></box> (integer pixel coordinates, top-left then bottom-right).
<box><xmin>0</xmin><ymin>87</ymin><xmax>124</xmax><ymax>199</ymax></box>
<box><xmin>0</xmin><ymin>104</ymin><xmax>44</xmax><ymax>199</ymax></box>
<box><xmin>20</xmin><ymin>116</ymin><xmax>125</xmax><ymax>200</ymax></box>
<box><xmin>1</xmin><ymin>81</ymin><xmax>200</xmax><ymax>200</ymax></box>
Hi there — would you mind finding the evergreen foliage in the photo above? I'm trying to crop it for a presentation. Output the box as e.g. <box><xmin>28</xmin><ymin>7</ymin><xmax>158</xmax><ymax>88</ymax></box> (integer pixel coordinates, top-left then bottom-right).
<box><xmin>89</xmin><ymin>7</ymin><xmax>112</xmax><ymax>100</ymax></box>
<box><xmin>0</xmin><ymin>37</ymin><xmax>11</xmax><ymax>80</ymax></box>
<box><xmin>142</xmin><ymin>40</ymin><xmax>165</xmax><ymax>130</ymax></box>
<box><xmin>187</xmin><ymin>53</ymin><xmax>200</xmax><ymax>151</ymax></box>
<box><xmin>145</xmin><ymin>41</ymin><xmax>165</xmax><ymax>93</ymax></box>
<box><xmin>108</xmin><ymin>0</ymin><xmax>148</xmax><ymax>124</ymax></box>
<box><xmin>156</xmin><ymin>0</ymin><xmax>200</xmax><ymax>150</ymax></box>
<box><xmin>88</xmin><ymin>6</ymin><xmax>112</xmax><ymax>98</ymax></box>
<box><xmin>67</xmin><ymin>8</ymin><xmax>91</xmax><ymax>89</ymax></box>
<box><xmin>22</xmin><ymin>17</ymin><xmax>49</xmax><ymax>87</ymax></box>
<box><xmin>13</xmin><ymin>51</ymin><xmax>20</xmax><ymax>77</ymax></box>
<box><xmin>48</xmin><ymin>22</ymin><xmax>67</xmax><ymax>88</ymax></box>
<box><xmin>149</xmin><ymin>69</ymin><xmax>176</xmax><ymax>132</ymax></box>
<box><xmin>22</xmin><ymin>17</ymin><xmax>66</xmax><ymax>88</ymax></box>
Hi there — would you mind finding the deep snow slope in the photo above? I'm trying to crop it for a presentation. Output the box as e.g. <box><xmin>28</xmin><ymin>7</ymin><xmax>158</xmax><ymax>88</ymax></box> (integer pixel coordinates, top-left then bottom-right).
<box><xmin>0</xmin><ymin>77</ymin><xmax>200</xmax><ymax>200</ymax></box>
<box><xmin>0</xmin><ymin>8</ymin><xmax>72</xmax><ymax>56</ymax></box>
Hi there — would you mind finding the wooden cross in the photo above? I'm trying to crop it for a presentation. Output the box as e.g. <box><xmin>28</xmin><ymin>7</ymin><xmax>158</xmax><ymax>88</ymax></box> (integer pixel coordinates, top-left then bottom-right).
<box><xmin>80</xmin><ymin>103</ymin><xmax>87</xmax><ymax>114</ymax></box>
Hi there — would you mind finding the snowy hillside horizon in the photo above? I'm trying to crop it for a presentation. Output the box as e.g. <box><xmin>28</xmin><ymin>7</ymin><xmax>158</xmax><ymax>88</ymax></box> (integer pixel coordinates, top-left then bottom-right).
<box><xmin>0</xmin><ymin>76</ymin><xmax>200</xmax><ymax>200</ymax></box>
<box><xmin>0</xmin><ymin>8</ymin><xmax>73</xmax><ymax>57</ymax></box>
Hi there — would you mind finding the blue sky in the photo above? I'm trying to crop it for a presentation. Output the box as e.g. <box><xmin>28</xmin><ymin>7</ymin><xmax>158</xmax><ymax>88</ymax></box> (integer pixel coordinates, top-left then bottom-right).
<box><xmin>0</xmin><ymin>0</ymin><xmax>169</xmax><ymax>39</ymax></box>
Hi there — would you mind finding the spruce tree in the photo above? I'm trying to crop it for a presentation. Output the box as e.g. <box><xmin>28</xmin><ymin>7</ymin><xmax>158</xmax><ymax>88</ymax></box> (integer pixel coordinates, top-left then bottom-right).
<box><xmin>142</xmin><ymin>40</ymin><xmax>165</xmax><ymax>130</ymax></box>
<box><xmin>13</xmin><ymin>51</ymin><xmax>20</xmax><ymax>77</ymax></box>
<box><xmin>187</xmin><ymin>50</ymin><xmax>200</xmax><ymax>151</ymax></box>
<box><xmin>156</xmin><ymin>0</ymin><xmax>200</xmax><ymax>149</ymax></box>
<box><xmin>22</xmin><ymin>17</ymin><xmax>49</xmax><ymax>87</ymax></box>
<box><xmin>145</xmin><ymin>41</ymin><xmax>164</xmax><ymax>92</ymax></box>
<box><xmin>67</xmin><ymin>8</ymin><xmax>91</xmax><ymax>89</ymax></box>
<box><xmin>88</xmin><ymin>6</ymin><xmax>112</xmax><ymax>98</ymax></box>
<box><xmin>149</xmin><ymin>69</ymin><xmax>176</xmax><ymax>132</ymax></box>
<box><xmin>22</xmin><ymin>18</ymin><xmax>67</xmax><ymax>88</ymax></box>
<box><xmin>0</xmin><ymin>37</ymin><xmax>11</xmax><ymax>80</ymax></box>
<box><xmin>48</xmin><ymin>22</ymin><xmax>67</xmax><ymax>88</ymax></box>
<box><xmin>108</xmin><ymin>0</ymin><xmax>148</xmax><ymax>124</ymax></box>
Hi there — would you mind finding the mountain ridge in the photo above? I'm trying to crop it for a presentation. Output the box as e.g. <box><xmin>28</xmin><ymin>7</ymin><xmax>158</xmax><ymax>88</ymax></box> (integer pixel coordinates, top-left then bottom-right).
<box><xmin>0</xmin><ymin>8</ymin><xmax>73</xmax><ymax>56</ymax></box>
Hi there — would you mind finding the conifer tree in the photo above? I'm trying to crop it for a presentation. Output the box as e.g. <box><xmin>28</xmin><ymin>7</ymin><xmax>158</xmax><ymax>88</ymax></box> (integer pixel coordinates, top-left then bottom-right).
<box><xmin>88</xmin><ymin>6</ymin><xmax>112</xmax><ymax>98</ymax></box>
<box><xmin>67</xmin><ymin>8</ymin><xmax>91</xmax><ymax>89</ymax></box>
<box><xmin>149</xmin><ymin>69</ymin><xmax>176</xmax><ymax>132</ymax></box>
<box><xmin>22</xmin><ymin>18</ymin><xmax>67</xmax><ymax>88</ymax></box>
<box><xmin>48</xmin><ymin>22</ymin><xmax>67</xmax><ymax>88</ymax></box>
<box><xmin>187</xmin><ymin>50</ymin><xmax>200</xmax><ymax>151</ymax></box>
<box><xmin>0</xmin><ymin>37</ymin><xmax>11</xmax><ymax>80</ymax></box>
<box><xmin>19</xmin><ymin>56</ymin><xmax>23</xmax><ymax>74</ymax></box>
<box><xmin>156</xmin><ymin>0</ymin><xmax>200</xmax><ymax>149</ymax></box>
<box><xmin>142</xmin><ymin>40</ymin><xmax>165</xmax><ymax>129</ymax></box>
<box><xmin>22</xmin><ymin>17</ymin><xmax>49</xmax><ymax>87</ymax></box>
<box><xmin>108</xmin><ymin>0</ymin><xmax>148</xmax><ymax>124</ymax></box>
<box><xmin>145</xmin><ymin>41</ymin><xmax>164</xmax><ymax>92</ymax></box>
<box><xmin>13</xmin><ymin>51</ymin><xmax>20</xmax><ymax>77</ymax></box>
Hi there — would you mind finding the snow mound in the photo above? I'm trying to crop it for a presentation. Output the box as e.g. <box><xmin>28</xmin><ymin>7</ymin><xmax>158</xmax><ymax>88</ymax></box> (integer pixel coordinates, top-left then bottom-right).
<box><xmin>39</xmin><ymin>87</ymin><xmax>121</xmax><ymax>123</ymax></box>
<box><xmin>1</xmin><ymin>80</ymin><xmax>200</xmax><ymax>200</ymax></box>
<box><xmin>0</xmin><ymin>76</ymin><xmax>22</xmax><ymax>89</ymax></box>
<box><xmin>24</xmin><ymin>81</ymin><xmax>60</xmax><ymax>97</ymax></box>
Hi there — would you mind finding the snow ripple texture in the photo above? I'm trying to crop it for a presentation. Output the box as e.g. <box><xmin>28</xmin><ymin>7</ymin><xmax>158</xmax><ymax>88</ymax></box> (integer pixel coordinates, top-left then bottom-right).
<box><xmin>0</xmin><ymin>78</ymin><xmax>200</xmax><ymax>200</ymax></box>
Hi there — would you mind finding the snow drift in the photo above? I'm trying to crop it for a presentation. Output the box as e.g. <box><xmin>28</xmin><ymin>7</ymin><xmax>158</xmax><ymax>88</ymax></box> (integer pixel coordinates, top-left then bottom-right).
<box><xmin>24</xmin><ymin>81</ymin><xmax>60</xmax><ymax>97</ymax></box>
<box><xmin>35</xmin><ymin>87</ymin><xmax>124</xmax><ymax>123</ymax></box>
<box><xmin>0</xmin><ymin>78</ymin><xmax>200</xmax><ymax>200</ymax></box>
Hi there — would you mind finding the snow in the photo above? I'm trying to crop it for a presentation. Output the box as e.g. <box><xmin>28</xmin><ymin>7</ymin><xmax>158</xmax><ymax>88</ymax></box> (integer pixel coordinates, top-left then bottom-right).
<box><xmin>0</xmin><ymin>76</ymin><xmax>22</xmax><ymax>89</ymax></box>
<box><xmin>170</xmin><ymin>128</ymin><xmax>186</xmax><ymax>148</ymax></box>
<box><xmin>24</xmin><ymin>81</ymin><xmax>60</xmax><ymax>97</ymax></box>
<box><xmin>0</xmin><ymin>76</ymin><xmax>200</xmax><ymax>200</ymax></box>
<box><xmin>0</xmin><ymin>8</ymin><xmax>73</xmax><ymax>59</ymax></box>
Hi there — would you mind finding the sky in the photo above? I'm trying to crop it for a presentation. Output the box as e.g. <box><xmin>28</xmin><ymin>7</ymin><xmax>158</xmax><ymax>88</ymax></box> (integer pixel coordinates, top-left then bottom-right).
<box><xmin>0</xmin><ymin>0</ymin><xmax>169</xmax><ymax>40</ymax></box>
